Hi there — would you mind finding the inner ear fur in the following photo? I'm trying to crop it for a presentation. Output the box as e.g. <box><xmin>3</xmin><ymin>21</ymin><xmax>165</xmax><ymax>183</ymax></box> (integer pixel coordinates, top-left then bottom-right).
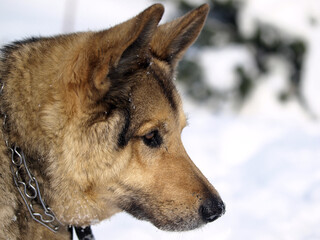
<box><xmin>150</xmin><ymin>4</ymin><xmax>209</xmax><ymax>67</ymax></box>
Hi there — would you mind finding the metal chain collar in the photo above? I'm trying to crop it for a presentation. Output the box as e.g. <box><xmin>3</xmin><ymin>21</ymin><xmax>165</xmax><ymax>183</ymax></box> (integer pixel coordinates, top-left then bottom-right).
<box><xmin>0</xmin><ymin>83</ymin><xmax>62</xmax><ymax>233</ymax></box>
<box><xmin>9</xmin><ymin>145</ymin><xmax>62</xmax><ymax>232</ymax></box>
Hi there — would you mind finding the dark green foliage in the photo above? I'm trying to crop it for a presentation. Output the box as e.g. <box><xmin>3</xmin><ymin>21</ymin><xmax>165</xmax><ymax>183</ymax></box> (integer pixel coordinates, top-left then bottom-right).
<box><xmin>248</xmin><ymin>24</ymin><xmax>306</xmax><ymax>100</ymax></box>
<box><xmin>177</xmin><ymin>59</ymin><xmax>213</xmax><ymax>101</ymax></box>
<box><xmin>236</xmin><ymin>66</ymin><xmax>253</xmax><ymax>101</ymax></box>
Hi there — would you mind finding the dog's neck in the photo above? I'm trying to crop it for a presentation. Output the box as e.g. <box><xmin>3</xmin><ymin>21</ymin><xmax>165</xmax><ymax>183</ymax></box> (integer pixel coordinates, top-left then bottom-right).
<box><xmin>0</xmin><ymin>82</ymin><xmax>62</xmax><ymax>233</ymax></box>
<box><xmin>0</xmin><ymin>82</ymin><xmax>95</xmax><ymax>239</ymax></box>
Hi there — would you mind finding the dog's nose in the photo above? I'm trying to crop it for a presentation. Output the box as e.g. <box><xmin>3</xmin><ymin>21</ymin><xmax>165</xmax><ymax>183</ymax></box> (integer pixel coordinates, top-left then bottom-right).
<box><xmin>199</xmin><ymin>197</ymin><xmax>225</xmax><ymax>223</ymax></box>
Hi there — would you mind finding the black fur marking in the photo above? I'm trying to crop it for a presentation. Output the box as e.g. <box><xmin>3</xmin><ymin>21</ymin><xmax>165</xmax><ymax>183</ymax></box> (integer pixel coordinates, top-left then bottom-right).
<box><xmin>104</xmin><ymin>64</ymin><xmax>138</xmax><ymax>149</ymax></box>
<box><xmin>150</xmin><ymin>67</ymin><xmax>177</xmax><ymax>111</ymax></box>
<box><xmin>117</xmin><ymin>109</ymin><xmax>131</xmax><ymax>148</ymax></box>
<box><xmin>74</xmin><ymin>226</ymin><xmax>95</xmax><ymax>240</ymax></box>
<box><xmin>116</xmin><ymin>183</ymin><xmax>152</xmax><ymax>221</ymax></box>
<box><xmin>12</xmin><ymin>37</ymin><xmax>43</xmax><ymax>46</ymax></box>
<box><xmin>1</xmin><ymin>37</ymin><xmax>43</xmax><ymax>56</ymax></box>
<box><xmin>123</xmin><ymin>199</ymin><xmax>149</xmax><ymax>220</ymax></box>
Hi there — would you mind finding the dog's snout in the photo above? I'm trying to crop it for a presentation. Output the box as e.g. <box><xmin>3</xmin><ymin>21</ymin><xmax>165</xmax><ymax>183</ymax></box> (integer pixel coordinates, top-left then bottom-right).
<box><xmin>199</xmin><ymin>197</ymin><xmax>225</xmax><ymax>223</ymax></box>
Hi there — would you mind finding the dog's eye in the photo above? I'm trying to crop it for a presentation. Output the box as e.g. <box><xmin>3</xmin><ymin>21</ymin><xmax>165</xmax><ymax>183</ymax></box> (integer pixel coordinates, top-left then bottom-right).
<box><xmin>142</xmin><ymin>130</ymin><xmax>162</xmax><ymax>148</ymax></box>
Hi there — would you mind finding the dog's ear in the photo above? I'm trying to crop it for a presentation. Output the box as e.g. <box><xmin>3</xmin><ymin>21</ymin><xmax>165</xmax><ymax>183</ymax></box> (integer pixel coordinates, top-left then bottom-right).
<box><xmin>150</xmin><ymin>4</ymin><xmax>209</xmax><ymax>68</ymax></box>
<box><xmin>101</xmin><ymin>4</ymin><xmax>164</xmax><ymax>68</ymax></box>
<box><xmin>73</xmin><ymin>4</ymin><xmax>164</xmax><ymax>98</ymax></box>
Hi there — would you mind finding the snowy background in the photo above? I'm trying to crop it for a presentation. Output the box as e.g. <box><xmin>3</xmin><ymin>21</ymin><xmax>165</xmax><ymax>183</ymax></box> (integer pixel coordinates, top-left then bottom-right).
<box><xmin>1</xmin><ymin>0</ymin><xmax>320</xmax><ymax>239</ymax></box>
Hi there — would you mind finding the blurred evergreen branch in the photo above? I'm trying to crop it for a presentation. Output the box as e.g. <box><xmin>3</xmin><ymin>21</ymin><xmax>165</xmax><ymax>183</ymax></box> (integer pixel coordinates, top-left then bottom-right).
<box><xmin>172</xmin><ymin>0</ymin><xmax>307</xmax><ymax>110</ymax></box>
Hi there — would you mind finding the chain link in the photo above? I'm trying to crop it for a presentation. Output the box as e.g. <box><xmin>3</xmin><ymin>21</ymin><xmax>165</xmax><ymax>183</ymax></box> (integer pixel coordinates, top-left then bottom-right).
<box><xmin>1</xmin><ymin>82</ymin><xmax>62</xmax><ymax>233</ymax></box>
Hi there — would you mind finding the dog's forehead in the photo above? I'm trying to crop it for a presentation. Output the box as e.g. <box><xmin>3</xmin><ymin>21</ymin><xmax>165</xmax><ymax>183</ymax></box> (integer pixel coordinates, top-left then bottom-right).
<box><xmin>130</xmin><ymin>58</ymin><xmax>186</xmax><ymax>129</ymax></box>
<box><xmin>132</xmin><ymin>59</ymin><xmax>173</xmax><ymax>104</ymax></box>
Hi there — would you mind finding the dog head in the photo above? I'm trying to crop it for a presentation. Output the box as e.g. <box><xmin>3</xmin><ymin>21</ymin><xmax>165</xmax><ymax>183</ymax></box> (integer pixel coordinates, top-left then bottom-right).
<box><xmin>22</xmin><ymin>4</ymin><xmax>225</xmax><ymax>231</ymax></box>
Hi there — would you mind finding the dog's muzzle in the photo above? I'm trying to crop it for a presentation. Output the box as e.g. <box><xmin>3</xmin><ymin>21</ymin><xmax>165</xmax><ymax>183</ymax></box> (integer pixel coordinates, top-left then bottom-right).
<box><xmin>199</xmin><ymin>197</ymin><xmax>226</xmax><ymax>223</ymax></box>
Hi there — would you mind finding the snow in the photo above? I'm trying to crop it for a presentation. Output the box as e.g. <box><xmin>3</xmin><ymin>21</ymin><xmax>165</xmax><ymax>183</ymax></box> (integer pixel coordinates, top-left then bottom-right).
<box><xmin>302</xmin><ymin>29</ymin><xmax>320</xmax><ymax>119</ymax></box>
<box><xmin>239</xmin><ymin>0</ymin><xmax>320</xmax><ymax>40</ymax></box>
<box><xmin>0</xmin><ymin>0</ymin><xmax>175</xmax><ymax>44</ymax></box>
<box><xmin>1</xmin><ymin>0</ymin><xmax>320</xmax><ymax>239</ymax></box>
<box><xmin>200</xmin><ymin>45</ymin><xmax>255</xmax><ymax>91</ymax></box>
<box><xmin>239</xmin><ymin>56</ymin><xmax>311</xmax><ymax>123</ymax></box>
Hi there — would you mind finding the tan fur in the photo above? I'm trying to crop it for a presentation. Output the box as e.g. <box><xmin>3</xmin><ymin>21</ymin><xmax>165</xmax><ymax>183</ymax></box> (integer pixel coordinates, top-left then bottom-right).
<box><xmin>0</xmin><ymin>4</ymin><xmax>224</xmax><ymax>239</ymax></box>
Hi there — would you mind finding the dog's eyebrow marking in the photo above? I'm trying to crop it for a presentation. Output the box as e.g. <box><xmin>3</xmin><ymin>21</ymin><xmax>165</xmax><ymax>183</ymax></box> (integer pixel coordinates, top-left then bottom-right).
<box><xmin>149</xmin><ymin>65</ymin><xmax>177</xmax><ymax>111</ymax></box>
<box><xmin>117</xmin><ymin>109</ymin><xmax>131</xmax><ymax>148</ymax></box>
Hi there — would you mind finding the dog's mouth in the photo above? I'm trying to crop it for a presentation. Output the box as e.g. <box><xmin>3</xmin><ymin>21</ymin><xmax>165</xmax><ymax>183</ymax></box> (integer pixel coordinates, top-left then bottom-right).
<box><xmin>118</xmin><ymin>194</ymin><xmax>225</xmax><ymax>231</ymax></box>
<box><xmin>122</xmin><ymin>200</ymin><xmax>203</xmax><ymax>231</ymax></box>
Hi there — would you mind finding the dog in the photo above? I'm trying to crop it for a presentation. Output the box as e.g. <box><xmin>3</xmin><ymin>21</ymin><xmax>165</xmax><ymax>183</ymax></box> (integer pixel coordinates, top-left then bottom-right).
<box><xmin>0</xmin><ymin>3</ymin><xmax>225</xmax><ymax>239</ymax></box>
